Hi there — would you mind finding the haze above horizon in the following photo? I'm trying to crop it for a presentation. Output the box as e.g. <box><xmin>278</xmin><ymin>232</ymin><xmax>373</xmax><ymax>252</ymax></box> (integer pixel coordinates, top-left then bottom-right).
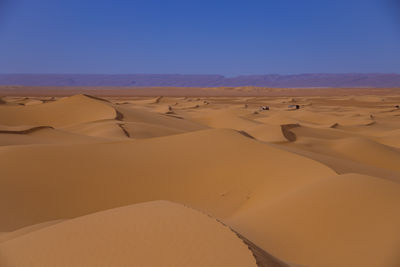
<box><xmin>0</xmin><ymin>0</ymin><xmax>400</xmax><ymax>76</ymax></box>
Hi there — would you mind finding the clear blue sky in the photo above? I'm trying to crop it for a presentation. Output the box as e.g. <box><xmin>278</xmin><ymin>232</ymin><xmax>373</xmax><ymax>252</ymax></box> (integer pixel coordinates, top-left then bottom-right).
<box><xmin>0</xmin><ymin>0</ymin><xmax>399</xmax><ymax>75</ymax></box>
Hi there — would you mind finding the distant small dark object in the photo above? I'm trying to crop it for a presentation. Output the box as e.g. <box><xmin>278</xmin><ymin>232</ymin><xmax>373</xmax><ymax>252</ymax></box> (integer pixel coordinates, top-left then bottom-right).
<box><xmin>288</xmin><ymin>105</ymin><xmax>300</xmax><ymax>110</ymax></box>
<box><xmin>395</xmin><ymin>105</ymin><xmax>400</xmax><ymax>109</ymax></box>
<box><xmin>259</xmin><ymin>106</ymin><xmax>269</xmax><ymax>111</ymax></box>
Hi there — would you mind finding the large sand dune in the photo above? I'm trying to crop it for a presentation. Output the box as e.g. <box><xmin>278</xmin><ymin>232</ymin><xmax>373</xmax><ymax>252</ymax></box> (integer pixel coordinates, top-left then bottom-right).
<box><xmin>0</xmin><ymin>90</ymin><xmax>399</xmax><ymax>267</ymax></box>
<box><xmin>0</xmin><ymin>201</ymin><xmax>260</xmax><ymax>267</ymax></box>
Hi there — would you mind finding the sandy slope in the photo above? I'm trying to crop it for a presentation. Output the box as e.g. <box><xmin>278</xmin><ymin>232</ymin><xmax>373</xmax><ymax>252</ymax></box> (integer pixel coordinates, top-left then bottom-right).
<box><xmin>0</xmin><ymin>92</ymin><xmax>400</xmax><ymax>267</ymax></box>
<box><xmin>227</xmin><ymin>173</ymin><xmax>400</xmax><ymax>267</ymax></box>
<box><xmin>0</xmin><ymin>201</ymin><xmax>258</xmax><ymax>267</ymax></box>
<box><xmin>0</xmin><ymin>128</ymin><xmax>334</xmax><ymax>231</ymax></box>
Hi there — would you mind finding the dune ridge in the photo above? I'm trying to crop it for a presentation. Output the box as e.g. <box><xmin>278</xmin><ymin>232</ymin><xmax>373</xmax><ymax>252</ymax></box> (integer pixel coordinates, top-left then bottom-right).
<box><xmin>0</xmin><ymin>125</ymin><xmax>54</xmax><ymax>134</ymax></box>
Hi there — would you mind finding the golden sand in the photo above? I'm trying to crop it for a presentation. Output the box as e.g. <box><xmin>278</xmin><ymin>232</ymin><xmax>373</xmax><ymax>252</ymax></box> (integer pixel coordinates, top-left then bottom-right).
<box><xmin>0</xmin><ymin>89</ymin><xmax>399</xmax><ymax>267</ymax></box>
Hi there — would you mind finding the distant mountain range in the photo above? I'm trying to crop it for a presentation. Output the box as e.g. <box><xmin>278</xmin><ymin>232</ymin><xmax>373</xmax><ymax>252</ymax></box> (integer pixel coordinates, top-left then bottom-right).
<box><xmin>1</xmin><ymin>73</ymin><xmax>400</xmax><ymax>87</ymax></box>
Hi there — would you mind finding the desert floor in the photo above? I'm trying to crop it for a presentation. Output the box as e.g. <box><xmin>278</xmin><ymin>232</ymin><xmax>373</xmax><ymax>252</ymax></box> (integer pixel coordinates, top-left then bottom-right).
<box><xmin>0</xmin><ymin>88</ymin><xmax>400</xmax><ymax>267</ymax></box>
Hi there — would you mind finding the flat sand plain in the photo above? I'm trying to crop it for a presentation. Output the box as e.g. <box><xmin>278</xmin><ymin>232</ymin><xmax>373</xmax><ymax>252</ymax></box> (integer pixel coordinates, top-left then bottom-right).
<box><xmin>0</xmin><ymin>87</ymin><xmax>400</xmax><ymax>267</ymax></box>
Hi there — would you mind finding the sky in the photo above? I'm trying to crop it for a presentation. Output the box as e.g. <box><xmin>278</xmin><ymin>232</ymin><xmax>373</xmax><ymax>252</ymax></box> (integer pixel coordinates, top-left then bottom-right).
<box><xmin>0</xmin><ymin>0</ymin><xmax>399</xmax><ymax>76</ymax></box>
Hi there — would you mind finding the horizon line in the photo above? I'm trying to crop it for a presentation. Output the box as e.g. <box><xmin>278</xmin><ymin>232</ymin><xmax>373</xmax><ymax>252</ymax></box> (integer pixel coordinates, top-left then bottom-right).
<box><xmin>1</xmin><ymin>72</ymin><xmax>400</xmax><ymax>76</ymax></box>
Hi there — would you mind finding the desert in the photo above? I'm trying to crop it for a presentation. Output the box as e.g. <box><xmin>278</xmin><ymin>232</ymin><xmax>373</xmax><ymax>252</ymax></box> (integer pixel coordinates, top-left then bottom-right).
<box><xmin>2</xmin><ymin>0</ymin><xmax>400</xmax><ymax>265</ymax></box>
<box><xmin>0</xmin><ymin>87</ymin><xmax>399</xmax><ymax>266</ymax></box>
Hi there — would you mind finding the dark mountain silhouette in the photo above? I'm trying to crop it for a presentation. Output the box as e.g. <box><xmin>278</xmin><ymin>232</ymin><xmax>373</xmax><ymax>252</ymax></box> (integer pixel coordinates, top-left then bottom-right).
<box><xmin>1</xmin><ymin>73</ymin><xmax>400</xmax><ymax>87</ymax></box>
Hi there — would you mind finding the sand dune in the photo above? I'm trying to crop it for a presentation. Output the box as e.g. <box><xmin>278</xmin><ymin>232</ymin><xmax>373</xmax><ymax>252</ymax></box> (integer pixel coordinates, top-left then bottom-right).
<box><xmin>0</xmin><ymin>127</ymin><xmax>107</xmax><ymax>146</ymax></box>
<box><xmin>0</xmin><ymin>201</ymin><xmax>259</xmax><ymax>267</ymax></box>
<box><xmin>1</xmin><ymin>91</ymin><xmax>399</xmax><ymax>267</ymax></box>
<box><xmin>0</xmin><ymin>128</ymin><xmax>334</xmax><ymax>231</ymax></box>
<box><xmin>115</xmin><ymin>105</ymin><xmax>206</xmax><ymax>131</ymax></box>
<box><xmin>282</xmin><ymin>127</ymin><xmax>400</xmax><ymax>181</ymax></box>
<box><xmin>62</xmin><ymin>120</ymin><xmax>129</xmax><ymax>139</ymax></box>
<box><xmin>0</xmin><ymin>94</ymin><xmax>117</xmax><ymax>127</ymax></box>
<box><xmin>227</xmin><ymin>174</ymin><xmax>400</xmax><ymax>267</ymax></box>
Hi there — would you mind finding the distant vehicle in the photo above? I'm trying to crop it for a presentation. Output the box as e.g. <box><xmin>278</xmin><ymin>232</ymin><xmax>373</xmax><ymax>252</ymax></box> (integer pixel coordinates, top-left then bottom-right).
<box><xmin>395</xmin><ymin>105</ymin><xmax>400</xmax><ymax>109</ymax></box>
<box><xmin>288</xmin><ymin>104</ymin><xmax>300</xmax><ymax>110</ymax></box>
<box><xmin>259</xmin><ymin>106</ymin><xmax>269</xmax><ymax>111</ymax></box>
